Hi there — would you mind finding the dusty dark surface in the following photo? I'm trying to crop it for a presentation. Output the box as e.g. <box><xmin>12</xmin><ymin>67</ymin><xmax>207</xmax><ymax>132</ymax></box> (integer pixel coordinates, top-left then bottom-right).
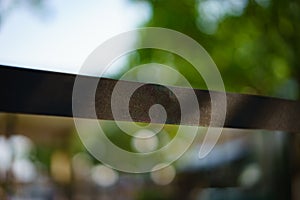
<box><xmin>0</xmin><ymin>65</ymin><xmax>300</xmax><ymax>132</ymax></box>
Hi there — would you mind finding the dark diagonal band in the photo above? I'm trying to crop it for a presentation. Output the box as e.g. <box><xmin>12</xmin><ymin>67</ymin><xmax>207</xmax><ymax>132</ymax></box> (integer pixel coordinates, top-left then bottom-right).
<box><xmin>0</xmin><ymin>65</ymin><xmax>299</xmax><ymax>132</ymax></box>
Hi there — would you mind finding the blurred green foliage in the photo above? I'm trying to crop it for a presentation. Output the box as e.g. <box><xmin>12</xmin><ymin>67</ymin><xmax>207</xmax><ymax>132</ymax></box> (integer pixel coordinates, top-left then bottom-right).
<box><xmin>129</xmin><ymin>0</ymin><xmax>300</xmax><ymax>99</ymax></box>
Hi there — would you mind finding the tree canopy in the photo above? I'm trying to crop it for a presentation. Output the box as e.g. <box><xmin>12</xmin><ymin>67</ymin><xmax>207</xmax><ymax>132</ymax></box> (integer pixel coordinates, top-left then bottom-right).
<box><xmin>129</xmin><ymin>0</ymin><xmax>300</xmax><ymax>99</ymax></box>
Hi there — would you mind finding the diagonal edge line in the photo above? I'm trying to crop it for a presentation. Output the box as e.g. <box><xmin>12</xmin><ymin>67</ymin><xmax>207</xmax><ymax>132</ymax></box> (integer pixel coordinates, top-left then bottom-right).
<box><xmin>0</xmin><ymin>65</ymin><xmax>299</xmax><ymax>132</ymax></box>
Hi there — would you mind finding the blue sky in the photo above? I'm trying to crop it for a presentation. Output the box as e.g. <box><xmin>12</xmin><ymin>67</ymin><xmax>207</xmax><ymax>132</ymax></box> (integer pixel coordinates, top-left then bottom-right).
<box><xmin>0</xmin><ymin>0</ymin><xmax>151</xmax><ymax>75</ymax></box>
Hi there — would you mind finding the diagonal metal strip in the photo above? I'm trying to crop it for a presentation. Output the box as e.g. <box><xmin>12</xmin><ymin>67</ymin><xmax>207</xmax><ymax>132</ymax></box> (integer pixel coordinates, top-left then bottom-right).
<box><xmin>0</xmin><ymin>65</ymin><xmax>299</xmax><ymax>132</ymax></box>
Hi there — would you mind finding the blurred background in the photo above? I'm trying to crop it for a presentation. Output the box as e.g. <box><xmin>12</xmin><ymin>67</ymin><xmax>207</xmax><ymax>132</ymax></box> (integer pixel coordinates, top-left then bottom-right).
<box><xmin>0</xmin><ymin>0</ymin><xmax>300</xmax><ymax>199</ymax></box>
